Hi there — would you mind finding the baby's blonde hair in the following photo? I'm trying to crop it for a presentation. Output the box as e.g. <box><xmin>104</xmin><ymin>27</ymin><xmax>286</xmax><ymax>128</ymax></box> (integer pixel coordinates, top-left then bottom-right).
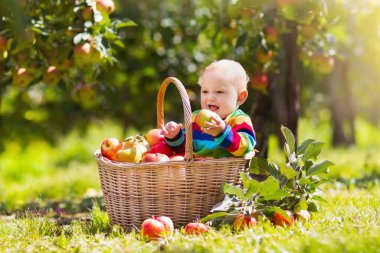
<box><xmin>200</xmin><ymin>59</ymin><xmax>249</xmax><ymax>91</ymax></box>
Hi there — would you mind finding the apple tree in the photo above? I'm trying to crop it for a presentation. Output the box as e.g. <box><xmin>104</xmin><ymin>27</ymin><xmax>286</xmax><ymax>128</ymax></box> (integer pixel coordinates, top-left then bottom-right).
<box><xmin>0</xmin><ymin>0</ymin><xmax>135</xmax><ymax>145</ymax></box>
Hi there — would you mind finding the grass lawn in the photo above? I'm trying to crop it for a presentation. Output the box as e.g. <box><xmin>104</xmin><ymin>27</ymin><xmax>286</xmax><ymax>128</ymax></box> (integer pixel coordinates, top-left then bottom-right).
<box><xmin>0</xmin><ymin>118</ymin><xmax>379</xmax><ymax>252</ymax></box>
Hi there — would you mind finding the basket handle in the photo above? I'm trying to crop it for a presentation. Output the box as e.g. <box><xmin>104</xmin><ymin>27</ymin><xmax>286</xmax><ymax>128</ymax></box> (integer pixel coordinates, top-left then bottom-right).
<box><xmin>157</xmin><ymin>77</ymin><xmax>194</xmax><ymax>160</ymax></box>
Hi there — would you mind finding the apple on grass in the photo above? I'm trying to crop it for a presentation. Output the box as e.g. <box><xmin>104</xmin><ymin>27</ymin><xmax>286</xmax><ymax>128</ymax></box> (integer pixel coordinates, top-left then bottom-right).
<box><xmin>140</xmin><ymin>216</ymin><xmax>174</xmax><ymax>240</ymax></box>
<box><xmin>233</xmin><ymin>214</ymin><xmax>257</xmax><ymax>231</ymax></box>
<box><xmin>271</xmin><ymin>210</ymin><xmax>294</xmax><ymax>227</ymax></box>
<box><xmin>100</xmin><ymin>137</ymin><xmax>123</xmax><ymax>160</ymax></box>
<box><xmin>184</xmin><ymin>222</ymin><xmax>208</xmax><ymax>235</ymax></box>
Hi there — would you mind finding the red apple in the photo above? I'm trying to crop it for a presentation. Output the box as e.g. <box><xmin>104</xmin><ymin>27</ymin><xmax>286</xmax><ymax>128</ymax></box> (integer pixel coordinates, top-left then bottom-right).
<box><xmin>73</xmin><ymin>42</ymin><xmax>102</xmax><ymax>65</ymax></box>
<box><xmin>12</xmin><ymin>67</ymin><xmax>33</xmax><ymax>87</ymax></box>
<box><xmin>100</xmin><ymin>137</ymin><xmax>123</xmax><ymax>160</ymax></box>
<box><xmin>251</xmin><ymin>74</ymin><xmax>268</xmax><ymax>90</ymax></box>
<box><xmin>140</xmin><ymin>218</ymin><xmax>166</xmax><ymax>240</ymax></box>
<box><xmin>195</xmin><ymin>109</ymin><xmax>217</xmax><ymax>128</ymax></box>
<box><xmin>256</xmin><ymin>48</ymin><xmax>273</xmax><ymax>64</ymax></box>
<box><xmin>0</xmin><ymin>36</ymin><xmax>7</xmax><ymax>51</ymax></box>
<box><xmin>271</xmin><ymin>210</ymin><xmax>294</xmax><ymax>227</ymax></box>
<box><xmin>43</xmin><ymin>66</ymin><xmax>62</xmax><ymax>85</ymax></box>
<box><xmin>142</xmin><ymin>153</ymin><xmax>170</xmax><ymax>163</ymax></box>
<box><xmin>145</xmin><ymin>129</ymin><xmax>165</xmax><ymax>147</ymax></box>
<box><xmin>265</xmin><ymin>26</ymin><xmax>278</xmax><ymax>43</ymax></box>
<box><xmin>184</xmin><ymin>222</ymin><xmax>209</xmax><ymax>235</ymax></box>
<box><xmin>149</xmin><ymin>141</ymin><xmax>174</xmax><ymax>157</ymax></box>
<box><xmin>96</xmin><ymin>0</ymin><xmax>115</xmax><ymax>14</ymax></box>
<box><xmin>233</xmin><ymin>214</ymin><xmax>257</xmax><ymax>231</ymax></box>
<box><xmin>295</xmin><ymin>210</ymin><xmax>311</xmax><ymax>221</ymax></box>
<box><xmin>154</xmin><ymin>216</ymin><xmax>174</xmax><ymax>236</ymax></box>
<box><xmin>169</xmin><ymin>154</ymin><xmax>185</xmax><ymax>161</ymax></box>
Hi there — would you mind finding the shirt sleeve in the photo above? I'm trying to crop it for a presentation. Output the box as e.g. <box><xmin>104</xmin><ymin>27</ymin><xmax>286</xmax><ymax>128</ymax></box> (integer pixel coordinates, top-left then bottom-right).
<box><xmin>165</xmin><ymin>128</ymin><xmax>186</xmax><ymax>153</ymax></box>
<box><xmin>214</xmin><ymin>116</ymin><xmax>256</xmax><ymax>157</ymax></box>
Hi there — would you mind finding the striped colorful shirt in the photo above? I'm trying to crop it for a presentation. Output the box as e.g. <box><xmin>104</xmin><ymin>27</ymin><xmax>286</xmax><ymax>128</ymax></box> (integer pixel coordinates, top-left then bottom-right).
<box><xmin>165</xmin><ymin>109</ymin><xmax>256</xmax><ymax>158</ymax></box>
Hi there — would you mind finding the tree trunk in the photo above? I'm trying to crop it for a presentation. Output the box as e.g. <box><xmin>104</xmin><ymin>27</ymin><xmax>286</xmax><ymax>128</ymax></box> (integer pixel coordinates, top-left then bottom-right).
<box><xmin>325</xmin><ymin>58</ymin><xmax>356</xmax><ymax>146</ymax></box>
<box><xmin>284</xmin><ymin>22</ymin><xmax>300</xmax><ymax>146</ymax></box>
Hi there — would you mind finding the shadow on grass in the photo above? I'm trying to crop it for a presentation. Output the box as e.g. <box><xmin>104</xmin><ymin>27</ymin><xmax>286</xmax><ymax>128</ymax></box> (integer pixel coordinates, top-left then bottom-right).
<box><xmin>0</xmin><ymin>196</ymin><xmax>105</xmax><ymax>225</ymax></box>
<box><xmin>336</xmin><ymin>172</ymin><xmax>380</xmax><ymax>189</ymax></box>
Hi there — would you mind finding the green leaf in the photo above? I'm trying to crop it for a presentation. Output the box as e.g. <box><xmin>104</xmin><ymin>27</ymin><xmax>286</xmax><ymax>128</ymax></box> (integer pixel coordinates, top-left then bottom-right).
<box><xmin>263</xmin><ymin>189</ymin><xmax>291</xmax><ymax>200</ymax></box>
<box><xmin>307</xmin><ymin>201</ymin><xmax>318</xmax><ymax>212</ymax></box>
<box><xmin>200</xmin><ymin>212</ymin><xmax>228</xmax><ymax>223</ymax></box>
<box><xmin>114</xmin><ymin>19</ymin><xmax>138</xmax><ymax>29</ymax></box>
<box><xmin>311</xmin><ymin>195</ymin><xmax>328</xmax><ymax>203</ymax></box>
<box><xmin>280</xmin><ymin>165</ymin><xmax>299</xmax><ymax>179</ymax></box>
<box><xmin>281</xmin><ymin>125</ymin><xmax>295</xmax><ymax>154</ymax></box>
<box><xmin>302</xmin><ymin>141</ymin><xmax>324</xmax><ymax>161</ymax></box>
<box><xmin>112</xmin><ymin>40</ymin><xmax>125</xmax><ymax>48</ymax></box>
<box><xmin>245</xmin><ymin>179</ymin><xmax>260</xmax><ymax>198</ymax></box>
<box><xmin>307</xmin><ymin>160</ymin><xmax>334</xmax><ymax>176</ymax></box>
<box><xmin>294</xmin><ymin>197</ymin><xmax>308</xmax><ymax>211</ymax></box>
<box><xmin>223</xmin><ymin>184</ymin><xmax>244</xmax><ymax>199</ymax></box>
<box><xmin>299</xmin><ymin>177</ymin><xmax>310</xmax><ymax>186</ymax></box>
<box><xmin>240</xmin><ymin>172</ymin><xmax>251</xmax><ymax>189</ymax></box>
<box><xmin>248</xmin><ymin>157</ymin><xmax>269</xmax><ymax>174</ymax></box>
<box><xmin>258</xmin><ymin>176</ymin><xmax>280</xmax><ymax>198</ymax></box>
<box><xmin>297</xmin><ymin>139</ymin><xmax>315</xmax><ymax>155</ymax></box>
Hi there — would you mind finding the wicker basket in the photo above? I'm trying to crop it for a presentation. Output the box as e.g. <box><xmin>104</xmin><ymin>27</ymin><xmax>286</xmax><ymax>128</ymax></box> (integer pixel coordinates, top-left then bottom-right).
<box><xmin>95</xmin><ymin>77</ymin><xmax>254</xmax><ymax>229</ymax></box>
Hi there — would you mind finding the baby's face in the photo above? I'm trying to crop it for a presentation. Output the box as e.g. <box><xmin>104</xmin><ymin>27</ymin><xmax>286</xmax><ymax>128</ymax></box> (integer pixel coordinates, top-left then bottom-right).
<box><xmin>200</xmin><ymin>70</ymin><xmax>240</xmax><ymax>119</ymax></box>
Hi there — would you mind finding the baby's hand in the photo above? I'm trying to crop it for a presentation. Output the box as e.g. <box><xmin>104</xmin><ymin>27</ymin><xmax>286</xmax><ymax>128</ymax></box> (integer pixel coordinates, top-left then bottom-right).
<box><xmin>201</xmin><ymin>115</ymin><xmax>226</xmax><ymax>137</ymax></box>
<box><xmin>161</xmin><ymin>121</ymin><xmax>182</xmax><ymax>139</ymax></box>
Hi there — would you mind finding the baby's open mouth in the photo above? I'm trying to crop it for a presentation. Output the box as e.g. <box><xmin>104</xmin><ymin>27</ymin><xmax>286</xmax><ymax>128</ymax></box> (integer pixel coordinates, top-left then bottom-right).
<box><xmin>208</xmin><ymin>105</ymin><xmax>219</xmax><ymax>112</ymax></box>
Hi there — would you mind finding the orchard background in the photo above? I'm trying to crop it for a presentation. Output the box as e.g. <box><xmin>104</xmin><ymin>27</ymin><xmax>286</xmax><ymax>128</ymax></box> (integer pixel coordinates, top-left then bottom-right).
<box><xmin>0</xmin><ymin>0</ymin><xmax>379</xmax><ymax>252</ymax></box>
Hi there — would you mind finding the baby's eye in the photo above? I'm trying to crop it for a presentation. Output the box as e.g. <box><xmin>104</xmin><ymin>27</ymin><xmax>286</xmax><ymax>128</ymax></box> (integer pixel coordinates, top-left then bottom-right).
<box><xmin>201</xmin><ymin>90</ymin><xmax>208</xmax><ymax>94</ymax></box>
<box><xmin>216</xmin><ymin>90</ymin><xmax>224</xmax><ymax>94</ymax></box>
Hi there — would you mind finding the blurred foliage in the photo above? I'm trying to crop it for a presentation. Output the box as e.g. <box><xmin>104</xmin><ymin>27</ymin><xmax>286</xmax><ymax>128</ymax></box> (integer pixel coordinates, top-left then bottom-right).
<box><xmin>0</xmin><ymin>0</ymin><xmax>379</xmax><ymax>149</ymax></box>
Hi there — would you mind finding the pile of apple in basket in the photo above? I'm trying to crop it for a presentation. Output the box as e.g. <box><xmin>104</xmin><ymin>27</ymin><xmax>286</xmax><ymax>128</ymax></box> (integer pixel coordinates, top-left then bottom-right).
<box><xmin>100</xmin><ymin>109</ymin><xmax>215</xmax><ymax>163</ymax></box>
<box><xmin>100</xmin><ymin>128</ymin><xmax>184</xmax><ymax>163</ymax></box>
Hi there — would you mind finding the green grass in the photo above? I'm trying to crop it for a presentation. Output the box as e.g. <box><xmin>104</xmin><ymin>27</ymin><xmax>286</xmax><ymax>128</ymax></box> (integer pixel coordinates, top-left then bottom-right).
<box><xmin>0</xmin><ymin>185</ymin><xmax>379</xmax><ymax>252</ymax></box>
<box><xmin>0</xmin><ymin>118</ymin><xmax>380</xmax><ymax>252</ymax></box>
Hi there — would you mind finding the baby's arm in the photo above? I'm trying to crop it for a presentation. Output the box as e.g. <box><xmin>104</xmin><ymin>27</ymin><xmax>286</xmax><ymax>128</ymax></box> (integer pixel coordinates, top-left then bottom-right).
<box><xmin>162</xmin><ymin>121</ymin><xmax>185</xmax><ymax>152</ymax></box>
<box><xmin>161</xmin><ymin>121</ymin><xmax>182</xmax><ymax>139</ymax></box>
<box><xmin>214</xmin><ymin>115</ymin><xmax>256</xmax><ymax>157</ymax></box>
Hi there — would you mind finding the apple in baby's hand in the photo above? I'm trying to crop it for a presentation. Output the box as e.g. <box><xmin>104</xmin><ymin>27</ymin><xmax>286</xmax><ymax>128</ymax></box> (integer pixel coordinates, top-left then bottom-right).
<box><xmin>145</xmin><ymin>129</ymin><xmax>165</xmax><ymax>147</ymax></box>
<box><xmin>195</xmin><ymin>109</ymin><xmax>218</xmax><ymax>128</ymax></box>
<box><xmin>100</xmin><ymin>137</ymin><xmax>123</xmax><ymax>160</ymax></box>
<box><xmin>142</xmin><ymin>153</ymin><xmax>170</xmax><ymax>163</ymax></box>
<box><xmin>149</xmin><ymin>141</ymin><xmax>174</xmax><ymax>156</ymax></box>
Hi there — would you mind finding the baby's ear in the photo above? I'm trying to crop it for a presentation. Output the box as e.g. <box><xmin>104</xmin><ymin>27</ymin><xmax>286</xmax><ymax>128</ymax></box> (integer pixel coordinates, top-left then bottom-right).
<box><xmin>237</xmin><ymin>90</ymin><xmax>248</xmax><ymax>106</ymax></box>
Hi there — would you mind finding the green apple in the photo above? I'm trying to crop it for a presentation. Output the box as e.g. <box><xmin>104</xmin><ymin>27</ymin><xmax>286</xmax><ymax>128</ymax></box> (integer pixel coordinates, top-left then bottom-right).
<box><xmin>12</xmin><ymin>67</ymin><xmax>33</xmax><ymax>87</ymax></box>
<box><xmin>195</xmin><ymin>109</ymin><xmax>217</xmax><ymax>128</ymax></box>
<box><xmin>43</xmin><ymin>66</ymin><xmax>62</xmax><ymax>85</ymax></box>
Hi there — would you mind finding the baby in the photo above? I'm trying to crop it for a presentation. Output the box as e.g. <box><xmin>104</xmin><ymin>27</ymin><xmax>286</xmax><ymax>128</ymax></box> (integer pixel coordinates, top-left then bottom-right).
<box><xmin>162</xmin><ymin>59</ymin><xmax>256</xmax><ymax>158</ymax></box>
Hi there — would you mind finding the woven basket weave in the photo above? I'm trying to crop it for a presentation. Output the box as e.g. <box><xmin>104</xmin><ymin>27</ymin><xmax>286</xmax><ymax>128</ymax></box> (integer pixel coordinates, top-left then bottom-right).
<box><xmin>95</xmin><ymin>77</ymin><xmax>254</xmax><ymax>229</ymax></box>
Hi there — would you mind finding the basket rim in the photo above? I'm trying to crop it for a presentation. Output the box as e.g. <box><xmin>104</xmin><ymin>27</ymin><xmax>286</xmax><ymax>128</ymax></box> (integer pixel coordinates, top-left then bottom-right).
<box><xmin>94</xmin><ymin>149</ymin><xmax>255</xmax><ymax>169</ymax></box>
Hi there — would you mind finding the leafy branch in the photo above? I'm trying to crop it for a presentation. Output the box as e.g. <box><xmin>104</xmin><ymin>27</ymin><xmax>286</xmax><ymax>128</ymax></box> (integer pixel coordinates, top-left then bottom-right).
<box><xmin>201</xmin><ymin>126</ymin><xmax>334</xmax><ymax>226</ymax></box>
